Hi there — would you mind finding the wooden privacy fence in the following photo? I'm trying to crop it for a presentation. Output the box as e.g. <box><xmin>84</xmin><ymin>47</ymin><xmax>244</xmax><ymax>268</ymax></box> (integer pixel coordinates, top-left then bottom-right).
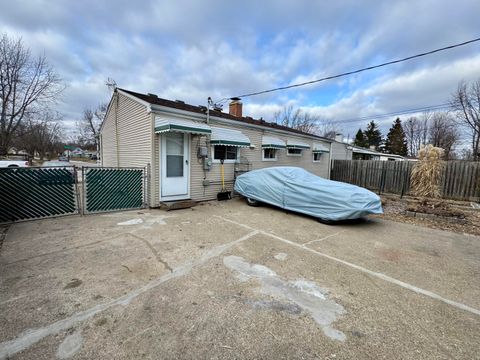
<box><xmin>330</xmin><ymin>160</ymin><xmax>480</xmax><ymax>201</ymax></box>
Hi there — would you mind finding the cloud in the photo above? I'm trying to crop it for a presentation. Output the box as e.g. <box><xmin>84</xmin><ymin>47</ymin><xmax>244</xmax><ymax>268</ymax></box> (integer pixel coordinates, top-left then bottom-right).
<box><xmin>0</xmin><ymin>0</ymin><xmax>479</xmax><ymax>139</ymax></box>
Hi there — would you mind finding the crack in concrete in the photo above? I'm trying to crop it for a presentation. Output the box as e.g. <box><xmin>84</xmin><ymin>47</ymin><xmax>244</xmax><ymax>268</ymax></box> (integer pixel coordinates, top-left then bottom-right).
<box><xmin>302</xmin><ymin>230</ymin><xmax>346</xmax><ymax>246</ymax></box>
<box><xmin>127</xmin><ymin>233</ymin><xmax>173</xmax><ymax>272</ymax></box>
<box><xmin>0</xmin><ymin>230</ymin><xmax>259</xmax><ymax>359</ymax></box>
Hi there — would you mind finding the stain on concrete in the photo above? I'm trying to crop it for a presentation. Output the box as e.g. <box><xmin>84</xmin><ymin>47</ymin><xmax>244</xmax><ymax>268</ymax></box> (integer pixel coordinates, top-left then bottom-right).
<box><xmin>94</xmin><ymin>318</ymin><xmax>107</xmax><ymax>327</ymax></box>
<box><xmin>117</xmin><ymin>219</ymin><xmax>144</xmax><ymax>226</ymax></box>
<box><xmin>56</xmin><ymin>331</ymin><xmax>83</xmax><ymax>359</ymax></box>
<box><xmin>243</xmin><ymin>299</ymin><xmax>302</xmax><ymax>315</ymax></box>
<box><xmin>63</xmin><ymin>279</ymin><xmax>82</xmax><ymax>290</ymax></box>
<box><xmin>223</xmin><ymin>255</ymin><xmax>346</xmax><ymax>341</ymax></box>
<box><xmin>274</xmin><ymin>253</ymin><xmax>288</xmax><ymax>261</ymax></box>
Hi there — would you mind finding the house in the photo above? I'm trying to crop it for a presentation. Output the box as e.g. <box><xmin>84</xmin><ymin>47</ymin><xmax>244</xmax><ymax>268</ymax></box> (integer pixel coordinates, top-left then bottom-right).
<box><xmin>329</xmin><ymin>138</ymin><xmax>405</xmax><ymax>161</ymax></box>
<box><xmin>351</xmin><ymin>146</ymin><xmax>405</xmax><ymax>161</ymax></box>
<box><xmin>99</xmin><ymin>88</ymin><xmax>341</xmax><ymax>207</ymax></box>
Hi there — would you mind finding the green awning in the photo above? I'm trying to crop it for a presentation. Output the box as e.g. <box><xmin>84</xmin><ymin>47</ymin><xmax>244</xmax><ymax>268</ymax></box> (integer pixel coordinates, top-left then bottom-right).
<box><xmin>210</xmin><ymin>127</ymin><xmax>251</xmax><ymax>147</ymax></box>
<box><xmin>262</xmin><ymin>136</ymin><xmax>286</xmax><ymax>149</ymax></box>
<box><xmin>312</xmin><ymin>143</ymin><xmax>330</xmax><ymax>153</ymax></box>
<box><xmin>155</xmin><ymin>117</ymin><xmax>211</xmax><ymax>135</ymax></box>
<box><xmin>286</xmin><ymin>139</ymin><xmax>310</xmax><ymax>149</ymax></box>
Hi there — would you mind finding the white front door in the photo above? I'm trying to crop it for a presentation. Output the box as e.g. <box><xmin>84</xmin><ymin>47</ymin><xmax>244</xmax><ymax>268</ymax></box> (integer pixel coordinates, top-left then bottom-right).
<box><xmin>161</xmin><ymin>132</ymin><xmax>190</xmax><ymax>200</ymax></box>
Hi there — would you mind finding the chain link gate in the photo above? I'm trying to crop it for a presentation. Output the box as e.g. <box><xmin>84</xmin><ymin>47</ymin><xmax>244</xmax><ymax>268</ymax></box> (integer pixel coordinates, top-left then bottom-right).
<box><xmin>82</xmin><ymin>167</ymin><xmax>147</xmax><ymax>214</ymax></box>
<box><xmin>0</xmin><ymin>166</ymin><xmax>79</xmax><ymax>224</ymax></box>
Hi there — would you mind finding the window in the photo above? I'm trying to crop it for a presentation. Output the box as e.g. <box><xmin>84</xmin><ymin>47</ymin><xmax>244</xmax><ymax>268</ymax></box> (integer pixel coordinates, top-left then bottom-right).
<box><xmin>213</xmin><ymin>145</ymin><xmax>238</xmax><ymax>162</ymax></box>
<box><xmin>313</xmin><ymin>152</ymin><xmax>322</xmax><ymax>162</ymax></box>
<box><xmin>262</xmin><ymin>148</ymin><xmax>277</xmax><ymax>161</ymax></box>
<box><xmin>287</xmin><ymin>148</ymin><xmax>302</xmax><ymax>156</ymax></box>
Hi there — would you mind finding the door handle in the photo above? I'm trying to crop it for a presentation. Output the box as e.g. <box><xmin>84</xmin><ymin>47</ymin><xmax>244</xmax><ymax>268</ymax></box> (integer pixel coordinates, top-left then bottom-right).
<box><xmin>185</xmin><ymin>159</ymin><xmax>188</xmax><ymax>165</ymax></box>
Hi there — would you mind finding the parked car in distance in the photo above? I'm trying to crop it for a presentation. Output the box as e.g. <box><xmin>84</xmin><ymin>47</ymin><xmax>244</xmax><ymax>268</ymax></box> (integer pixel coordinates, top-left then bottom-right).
<box><xmin>58</xmin><ymin>156</ymin><xmax>69</xmax><ymax>162</ymax></box>
<box><xmin>234</xmin><ymin>167</ymin><xmax>383</xmax><ymax>222</ymax></box>
<box><xmin>0</xmin><ymin>159</ymin><xmax>29</xmax><ymax>168</ymax></box>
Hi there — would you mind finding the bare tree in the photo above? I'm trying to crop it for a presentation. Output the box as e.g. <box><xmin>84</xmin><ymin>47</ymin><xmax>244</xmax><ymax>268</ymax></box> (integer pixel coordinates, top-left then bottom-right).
<box><xmin>0</xmin><ymin>33</ymin><xmax>64</xmax><ymax>154</ymax></box>
<box><xmin>428</xmin><ymin>112</ymin><xmax>458</xmax><ymax>160</ymax></box>
<box><xmin>450</xmin><ymin>79</ymin><xmax>480</xmax><ymax>161</ymax></box>
<box><xmin>316</xmin><ymin>119</ymin><xmax>342</xmax><ymax>139</ymax></box>
<box><xmin>16</xmin><ymin>110</ymin><xmax>63</xmax><ymax>160</ymax></box>
<box><xmin>273</xmin><ymin>105</ymin><xmax>318</xmax><ymax>134</ymax></box>
<box><xmin>404</xmin><ymin>112</ymin><xmax>433</xmax><ymax>157</ymax></box>
<box><xmin>419</xmin><ymin>111</ymin><xmax>431</xmax><ymax>146</ymax></box>
<box><xmin>76</xmin><ymin>103</ymin><xmax>107</xmax><ymax>148</ymax></box>
<box><xmin>404</xmin><ymin>116</ymin><xmax>420</xmax><ymax>156</ymax></box>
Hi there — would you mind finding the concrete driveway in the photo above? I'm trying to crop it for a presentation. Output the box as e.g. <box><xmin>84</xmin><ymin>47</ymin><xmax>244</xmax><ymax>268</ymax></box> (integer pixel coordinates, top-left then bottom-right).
<box><xmin>0</xmin><ymin>199</ymin><xmax>479</xmax><ymax>359</ymax></box>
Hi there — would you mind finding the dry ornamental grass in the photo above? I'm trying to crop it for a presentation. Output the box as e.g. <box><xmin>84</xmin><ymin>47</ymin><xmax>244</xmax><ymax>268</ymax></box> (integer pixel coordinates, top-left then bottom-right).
<box><xmin>410</xmin><ymin>145</ymin><xmax>445</xmax><ymax>198</ymax></box>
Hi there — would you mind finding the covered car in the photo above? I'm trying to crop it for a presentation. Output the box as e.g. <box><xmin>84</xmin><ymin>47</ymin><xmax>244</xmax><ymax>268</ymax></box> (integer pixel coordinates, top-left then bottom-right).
<box><xmin>234</xmin><ymin>167</ymin><xmax>383</xmax><ymax>221</ymax></box>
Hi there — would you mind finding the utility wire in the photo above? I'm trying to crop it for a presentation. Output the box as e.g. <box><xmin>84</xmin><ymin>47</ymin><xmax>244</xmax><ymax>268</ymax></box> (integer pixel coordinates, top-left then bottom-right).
<box><xmin>221</xmin><ymin>37</ymin><xmax>480</xmax><ymax>101</ymax></box>
<box><xmin>333</xmin><ymin>103</ymin><xmax>451</xmax><ymax>124</ymax></box>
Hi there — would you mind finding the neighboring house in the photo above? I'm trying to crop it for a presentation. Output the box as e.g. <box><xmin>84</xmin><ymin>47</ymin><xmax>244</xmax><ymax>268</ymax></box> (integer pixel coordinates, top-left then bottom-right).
<box><xmin>351</xmin><ymin>146</ymin><xmax>405</xmax><ymax>161</ymax></box>
<box><xmin>330</xmin><ymin>134</ymin><xmax>353</xmax><ymax>161</ymax></box>
<box><xmin>328</xmin><ymin>138</ymin><xmax>405</xmax><ymax>161</ymax></box>
<box><xmin>99</xmin><ymin>88</ymin><xmax>340</xmax><ymax>207</ymax></box>
<box><xmin>63</xmin><ymin>148</ymin><xmax>85</xmax><ymax>158</ymax></box>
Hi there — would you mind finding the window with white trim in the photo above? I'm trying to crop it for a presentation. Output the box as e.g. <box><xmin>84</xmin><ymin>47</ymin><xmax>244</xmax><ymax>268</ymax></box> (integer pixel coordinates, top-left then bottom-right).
<box><xmin>287</xmin><ymin>148</ymin><xmax>302</xmax><ymax>156</ymax></box>
<box><xmin>313</xmin><ymin>152</ymin><xmax>322</xmax><ymax>162</ymax></box>
<box><xmin>262</xmin><ymin>148</ymin><xmax>277</xmax><ymax>161</ymax></box>
<box><xmin>212</xmin><ymin>145</ymin><xmax>238</xmax><ymax>163</ymax></box>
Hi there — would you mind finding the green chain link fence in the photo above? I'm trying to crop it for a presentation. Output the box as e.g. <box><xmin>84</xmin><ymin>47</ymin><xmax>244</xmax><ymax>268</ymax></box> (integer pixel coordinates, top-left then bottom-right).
<box><xmin>83</xmin><ymin>167</ymin><xmax>146</xmax><ymax>214</ymax></box>
<box><xmin>0</xmin><ymin>167</ymin><xmax>78</xmax><ymax>223</ymax></box>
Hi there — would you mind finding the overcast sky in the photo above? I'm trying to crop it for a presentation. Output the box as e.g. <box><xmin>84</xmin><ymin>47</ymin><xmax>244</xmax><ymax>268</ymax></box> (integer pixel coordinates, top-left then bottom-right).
<box><xmin>1</xmin><ymin>0</ymin><xmax>479</xmax><ymax>141</ymax></box>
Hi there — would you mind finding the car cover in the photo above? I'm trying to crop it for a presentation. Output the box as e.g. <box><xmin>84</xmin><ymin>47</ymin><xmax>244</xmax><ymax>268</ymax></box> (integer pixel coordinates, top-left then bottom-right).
<box><xmin>234</xmin><ymin>167</ymin><xmax>383</xmax><ymax>221</ymax></box>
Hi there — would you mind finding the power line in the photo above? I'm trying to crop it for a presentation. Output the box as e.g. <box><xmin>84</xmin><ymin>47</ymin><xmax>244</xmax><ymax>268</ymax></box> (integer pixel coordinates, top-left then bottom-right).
<box><xmin>221</xmin><ymin>37</ymin><xmax>480</xmax><ymax>101</ymax></box>
<box><xmin>332</xmin><ymin>103</ymin><xmax>451</xmax><ymax>124</ymax></box>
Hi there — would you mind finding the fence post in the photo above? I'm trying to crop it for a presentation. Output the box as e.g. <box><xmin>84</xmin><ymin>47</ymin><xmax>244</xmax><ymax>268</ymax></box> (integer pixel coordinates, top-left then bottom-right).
<box><xmin>74</xmin><ymin>166</ymin><xmax>81</xmax><ymax>215</ymax></box>
<box><xmin>81</xmin><ymin>166</ymin><xmax>86</xmax><ymax>215</ymax></box>
<box><xmin>145</xmin><ymin>163</ymin><xmax>151</xmax><ymax>209</ymax></box>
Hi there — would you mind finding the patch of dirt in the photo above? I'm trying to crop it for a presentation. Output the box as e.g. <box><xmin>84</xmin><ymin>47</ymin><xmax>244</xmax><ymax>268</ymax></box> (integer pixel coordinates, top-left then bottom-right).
<box><xmin>406</xmin><ymin>199</ymin><xmax>465</xmax><ymax>218</ymax></box>
<box><xmin>375</xmin><ymin>195</ymin><xmax>480</xmax><ymax>236</ymax></box>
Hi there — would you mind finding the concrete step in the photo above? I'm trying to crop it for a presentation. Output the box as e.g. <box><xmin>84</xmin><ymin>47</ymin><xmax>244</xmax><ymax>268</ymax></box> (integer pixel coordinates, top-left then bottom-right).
<box><xmin>160</xmin><ymin>200</ymin><xmax>197</xmax><ymax>211</ymax></box>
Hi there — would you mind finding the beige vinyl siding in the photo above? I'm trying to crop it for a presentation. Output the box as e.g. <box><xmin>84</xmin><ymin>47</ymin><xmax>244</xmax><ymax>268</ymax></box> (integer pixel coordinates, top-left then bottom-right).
<box><xmin>115</xmin><ymin>94</ymin><xmax>152</xmax><ymax>168</ymax></box>
<box><xmin>100</xmin><ymin>92</ymin><xmax>154</xmax><ymax>204</ymax></box>
<box><xmin>188</xmin><ymin>120</ymin><xmax>331</xmax><ymax>202</ymax></box>
<box><xmin>330</xmin><ymin>141</ymin><xmax>352</xmax><ymax>161</ymax></box>
<box><xmin>100</xmin><ymin>94</ymin><xmax>118</xmax><ymax>167</ymax></box>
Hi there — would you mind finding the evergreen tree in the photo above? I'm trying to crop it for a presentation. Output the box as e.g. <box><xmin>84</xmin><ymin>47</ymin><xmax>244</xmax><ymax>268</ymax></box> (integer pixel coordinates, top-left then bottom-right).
<box><xmin>364</xmin><ymin>121</ymin><xmax>382</xmax><ymax>149</ymax></box>
<box><xmin>353</xmin><ymin>128</ymin><xmax>368</xmax><ymax>147</ymax></box>
<box><xmin>384</xmin><ymin>118</ymin><xmax>408</xmax><ymax>156</ymax></box>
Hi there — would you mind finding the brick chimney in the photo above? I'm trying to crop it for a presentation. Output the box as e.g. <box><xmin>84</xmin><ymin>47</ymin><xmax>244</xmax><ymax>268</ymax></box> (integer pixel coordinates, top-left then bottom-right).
<box><xmin>229</xmin><ymin>98</ymin><xmax>242</xmax><ymax>118</ymax></box>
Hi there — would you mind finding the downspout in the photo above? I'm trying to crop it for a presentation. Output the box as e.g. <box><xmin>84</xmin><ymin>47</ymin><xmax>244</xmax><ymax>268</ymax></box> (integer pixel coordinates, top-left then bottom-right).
<box><xmin>328</xmin><ymin>142</ymin><xmax>333</xmax><ymax>179</ymax></box>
